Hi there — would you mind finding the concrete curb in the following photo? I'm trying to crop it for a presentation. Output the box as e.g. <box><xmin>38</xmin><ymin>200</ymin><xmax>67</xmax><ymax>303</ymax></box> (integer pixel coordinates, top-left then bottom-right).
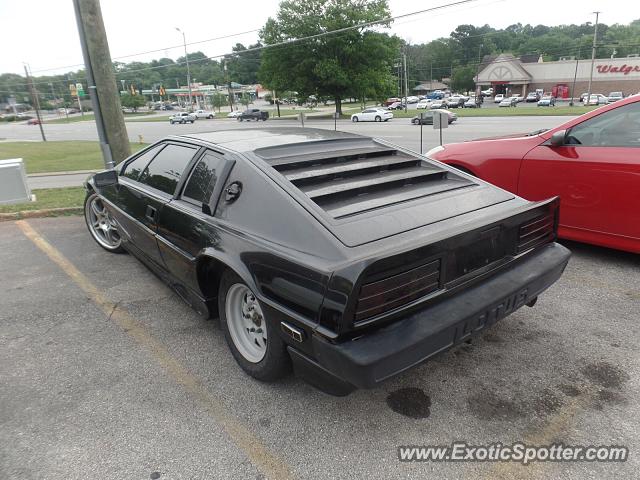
<box><xmin>0</xmin><ymin>207</ymin><xmax>83</xmax><ymax>222</ymax></box>
<box><xmin>28</xmin><ymin>170</ymin><xmax>99</xmax><ymax>178</ymax></box>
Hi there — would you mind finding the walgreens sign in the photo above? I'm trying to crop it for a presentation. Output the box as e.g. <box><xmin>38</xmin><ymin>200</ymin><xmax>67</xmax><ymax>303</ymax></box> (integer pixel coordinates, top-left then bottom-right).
<box><xmin>596</xmin><ymin>64</ymin><xmax>640</xmax><ymax>75</ymax></box>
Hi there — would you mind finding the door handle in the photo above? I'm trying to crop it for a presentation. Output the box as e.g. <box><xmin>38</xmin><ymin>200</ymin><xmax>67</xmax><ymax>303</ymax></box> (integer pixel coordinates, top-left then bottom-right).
<box><xmin>145</xmin><ymin>205</ymin><xmax>157</xmax><ymax>222</ymax></box>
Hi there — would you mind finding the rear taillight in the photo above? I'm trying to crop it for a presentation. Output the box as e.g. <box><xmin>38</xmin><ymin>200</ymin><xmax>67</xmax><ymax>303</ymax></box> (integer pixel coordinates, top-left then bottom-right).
<box><xmin>354</xmin><ymin>259</ymin><xmax>441</xmax><ymax>322</ymax></box>
<box><xmin>517</xmin><ymin>211</ymin><xmax>555</xmax><ymax>253</ymax></box>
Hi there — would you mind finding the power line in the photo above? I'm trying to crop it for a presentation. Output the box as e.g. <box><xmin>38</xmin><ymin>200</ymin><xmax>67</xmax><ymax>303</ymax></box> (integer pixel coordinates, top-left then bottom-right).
<box><xmin>6</xmin><ymin>0</ymin><xmax>480</xmax><ymax>88</ymax></box>
<box><xmin>29</xmin><ymin>28</ymin><xmax>263</xmax><ymax>75</ymax></box>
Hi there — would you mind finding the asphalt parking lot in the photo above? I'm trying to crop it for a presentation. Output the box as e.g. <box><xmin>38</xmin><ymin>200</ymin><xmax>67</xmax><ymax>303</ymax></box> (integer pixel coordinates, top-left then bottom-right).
<box><xmin>1</xmin><ymin>215</ymin><xmax>638</xmax><ymax>479</ymax></box>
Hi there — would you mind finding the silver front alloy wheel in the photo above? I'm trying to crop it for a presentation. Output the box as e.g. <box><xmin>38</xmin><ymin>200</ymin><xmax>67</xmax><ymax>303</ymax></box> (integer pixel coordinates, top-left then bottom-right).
<box><xmin>225</xmin><ymin>283</ymin><xmax>267</xmax><ymax>363</ymax></box>
<box><xmin>85</xmin><ymin>193</ymin><xmax>122</xmax><ymax>251</ymax></box>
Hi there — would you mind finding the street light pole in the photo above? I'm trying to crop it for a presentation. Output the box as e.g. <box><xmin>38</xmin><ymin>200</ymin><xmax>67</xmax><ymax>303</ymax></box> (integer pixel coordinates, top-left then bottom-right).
<box><xmin>403</xmin><ymin>52</ymin><xmax>408</xmax><ymax>113</ymax></box>
<box><xmin>586</xmin><ymin>11</ymin><xmax>600</xmax><ymax>103</ymax></box>
<box><xmin>570</xmin><ymin>47</ymin><xmax>581</xmax><ymax>106</ymax></box>
<box><xmin>176</xmin><ymin>27</ymin><xmax>193</xmax><ymax>111</ymax></box>
<box><xmin>475</xmin><ymin>43</ymin><xmax>483</xmax><ymax>98</ymax></box>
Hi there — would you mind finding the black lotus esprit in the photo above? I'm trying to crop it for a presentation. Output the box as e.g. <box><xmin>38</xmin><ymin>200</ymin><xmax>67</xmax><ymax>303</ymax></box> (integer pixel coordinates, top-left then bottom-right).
<box><xmin>84</xmin><ymin>128</ymin><xmax>570</xmax><ymax>395</ymax></box>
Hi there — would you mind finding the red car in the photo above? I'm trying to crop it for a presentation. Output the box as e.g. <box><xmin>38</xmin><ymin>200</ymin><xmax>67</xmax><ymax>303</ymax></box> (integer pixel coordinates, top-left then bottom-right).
<box><xmin>430</xmin><ymin>95</ymin><xmax>640</xmax><ymax>253</ymax></box>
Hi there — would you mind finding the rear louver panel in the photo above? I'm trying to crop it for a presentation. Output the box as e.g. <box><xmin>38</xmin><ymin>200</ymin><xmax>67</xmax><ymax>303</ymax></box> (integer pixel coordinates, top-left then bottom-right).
<box><xmin>269</xmin><ymin>146</ymin><xmax>475</xmax><ymax>218</ymax></box>
<box><xmin>354</xmin><ymin>259</ymin><xmax>441</xmax><ymax>323</ymax></box>
<box><xmin>517</xmin><ymin>213</ymin><xmax>555</xmax><ymax>253</ymax></box>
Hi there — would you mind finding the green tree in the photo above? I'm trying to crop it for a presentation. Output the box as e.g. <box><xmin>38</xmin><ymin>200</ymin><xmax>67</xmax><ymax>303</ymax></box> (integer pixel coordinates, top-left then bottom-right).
<box><xmin>239</xmin><ymin>92</ymin><xmax>252</xmax><ymax>107</ymax></box>
<box><xmin>211</xmin><ymin>92</ymin><xmax>226</xmax><ymax>112</ymax></box>
<box><xmin>258</xmin><ymin>0</ymin><xmax>399</xmax><ymax>114</ymax></box>
<box><xmin>120</xmin><ymin>93</ymin><xmax>146</xmax><ymax>112</ymax></box>
<box><xmin>227</xmin><ymin>43</ymin><xmax>262</xmax><ymax>84</ymax></box>
<box><xmin>450</xmin><ymin>65</ymin><xmax>476</xmax><ymax>93</ymax></box>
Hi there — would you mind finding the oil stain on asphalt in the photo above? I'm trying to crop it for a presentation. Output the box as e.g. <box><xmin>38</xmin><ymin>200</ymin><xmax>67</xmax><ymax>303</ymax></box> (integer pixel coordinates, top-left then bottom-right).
<box><xmin>581</xmin><ymin>361</ymin><xmax>629</xmax><ymax>389</ymax></box>
<box><xmin>386</xmin><ymin>388</ymin><xmax>432</xmax><ymax>418</ymax></box>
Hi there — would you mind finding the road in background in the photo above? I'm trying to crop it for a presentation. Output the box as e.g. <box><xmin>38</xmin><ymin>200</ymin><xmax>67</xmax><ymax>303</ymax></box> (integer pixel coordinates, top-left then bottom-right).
<box><xmin>7</xmin><ymin>114</ymin><xmax>570</xmax><ymax>188</ymax></box>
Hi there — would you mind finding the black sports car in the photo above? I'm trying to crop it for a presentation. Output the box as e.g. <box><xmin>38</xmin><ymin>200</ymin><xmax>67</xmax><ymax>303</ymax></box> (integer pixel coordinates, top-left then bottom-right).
<box><xmin>84</xmin><ymin>128</ymin><xmax>570</xmax><ymax>395</ymax></box>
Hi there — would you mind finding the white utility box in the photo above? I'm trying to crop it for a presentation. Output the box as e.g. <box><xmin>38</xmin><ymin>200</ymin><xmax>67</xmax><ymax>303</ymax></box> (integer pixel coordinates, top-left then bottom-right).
<box><xmin>0</xmin><ymin>158</ymin><xmax>31</xmax><ymax>205</ymax></box>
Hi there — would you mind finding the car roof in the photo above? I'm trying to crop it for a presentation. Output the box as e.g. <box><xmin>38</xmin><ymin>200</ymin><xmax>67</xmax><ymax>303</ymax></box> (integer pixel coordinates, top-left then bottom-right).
<box><xmin>179</xmin><ymin>128</ymin><xmax>363</xmax><ymax>153</ymax></box>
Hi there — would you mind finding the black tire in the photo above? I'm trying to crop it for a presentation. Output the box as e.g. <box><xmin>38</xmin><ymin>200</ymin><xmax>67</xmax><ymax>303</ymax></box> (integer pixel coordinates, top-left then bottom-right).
<box><xmin>412</xmin><ymin>119</ymin><xmax>419</xmax><ymax>125</ymax></box>
<box><xmin>83</xmin><ymin>192</ymin><xmax>125</xmax><ymax>253</ymax></box>
<box><xmin>218</xmin><ymin>270</ymin><xmax>291</xmax><ymax>382</ymax></box>
<box><xmin>170</xmin><ymin>120</ymin><xmax>174</xmax><ymax>124</ymax></box>
<box><xmin>375</xmin><ymin>116</ymin><xmax>381</xmax><ymax>122</ymax></box>
<box><xmin>208</xmin><ymin>115</ymin><xmax>213</xmax><ymax>119</ymax></box>
<box><xmin>352</xmin><ymin>116</ymin><xmax>358</xmax><ymax>122</ymax></box>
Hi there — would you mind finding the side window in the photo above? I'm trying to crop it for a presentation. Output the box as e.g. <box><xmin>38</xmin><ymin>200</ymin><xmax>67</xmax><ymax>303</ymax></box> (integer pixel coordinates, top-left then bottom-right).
<box><xmin>181</xmin><ymin>152</ymin><xmax>226</xmax><ymax>205</ymax></box>
<box><xmin>567</xmin><ymin>102</ymin><xmax>640</xmax><ymax>147</ymax></box>
<box><xmin>121</xmin><ymin>144</ymin><xmax>164</xmax><ymax>180</ymax></box>
<box><xmin>138</xmin><ymin>144</ymin><xmax>198</xmax><ymax>195</ymax></box>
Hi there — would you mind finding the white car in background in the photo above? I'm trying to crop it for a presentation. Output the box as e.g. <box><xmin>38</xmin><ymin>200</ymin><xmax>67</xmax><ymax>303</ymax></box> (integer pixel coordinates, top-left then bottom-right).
<box><xmin>416</xmin><ymin>99</ymin><xmax>432</xmax><ymax>109</ymax></box>
<box><xmin>169</xmin><ymin>112</ymin><xmax>196</xmax><ymax>124</ymax></box>
<box><xmin>494</xmin><ymin>94</ymin><xmax>505</xmax><ymax>103</ymax></box>
<box><xmin>607</xmin><ymin>91</ymin><xmax>624</xmax><ymax>103</ymax></box>
<box><xmin>193</xmin><ymin>109</ymin><xmax>215</xmax><ymax>119</ymax></box>
<box><xmin>351</xmin><ymin>107</ymin><xmax>393</xmax><ymax>122</ymax></box>
<box><xmin>227</xmin><ymin>110</ymin><xmax>243</xmax><ymax>118</ymax></box>
<box><xmin>583</xmin><ymin>94</ymin><xmax>607</xmax><ymax>106</ymax></box>
<box><xmin>510</xmin><ymin>94</ymin><xmax>524</xmax><ymax>103</ymax></box>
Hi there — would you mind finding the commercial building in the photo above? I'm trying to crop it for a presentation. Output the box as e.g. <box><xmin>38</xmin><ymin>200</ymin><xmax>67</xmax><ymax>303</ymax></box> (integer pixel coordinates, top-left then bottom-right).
<box><xmin>476</xmin><ymin>53</ymin><xmax>640</xmax><ymax>98</ymax></box>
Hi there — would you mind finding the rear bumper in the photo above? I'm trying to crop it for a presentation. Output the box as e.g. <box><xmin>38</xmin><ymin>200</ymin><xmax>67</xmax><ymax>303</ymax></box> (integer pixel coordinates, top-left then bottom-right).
<box><xmin>293</xmin><ymin>242</ymin><xmax>570</xmax><ymax>392</ymax></box>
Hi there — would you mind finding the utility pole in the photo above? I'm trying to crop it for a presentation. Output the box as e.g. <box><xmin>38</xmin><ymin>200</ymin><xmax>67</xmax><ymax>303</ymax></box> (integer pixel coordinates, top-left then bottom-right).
<box><xmin>224</xmin><ymin>60</ymin><xmax>234</xmax><ymax>111</ymax></box>
<box><xmin>403</xmin><ymin>52</ymin><xmax>408</xmax><ymax>113</ymax></box>
<box><xmin>570</xmin><ymin>48</ymin><xmax>581</xmax><ymax>106</ymax></box>
<box><xmin>475</xmin><ymin>43</ymin><xmax>483</xmax><ymax>98</ymax></box>
<box><xmin>73</xmin><ymin>0</ymin><xmax>130</xmax><ymax>168</ymax></box>
<box><xmin>430</xmin><ymin>61</ymin><xmax>433</xmax><ymax>88</ymax></box>
<box><xmin>176</xmin><ymin>27</ymin><xmax>193</xmax><ymax>111</ymax></box>
<box><xmin>23</xmin><ymin>65</ymin><xmax>46</xmax><ymax>141</ymax></box>
<box><xmin>587</xmin><ymin>11</ymin><xmax>600</xmax><ymax>103</ymax></box>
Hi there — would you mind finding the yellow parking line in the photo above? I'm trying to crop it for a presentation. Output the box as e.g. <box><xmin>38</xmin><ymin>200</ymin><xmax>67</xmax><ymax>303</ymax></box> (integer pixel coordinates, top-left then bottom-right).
<box><xmin>16</xmin><ymin>220</ymin><xmax>294</xmax><ymax>480</ymax></box>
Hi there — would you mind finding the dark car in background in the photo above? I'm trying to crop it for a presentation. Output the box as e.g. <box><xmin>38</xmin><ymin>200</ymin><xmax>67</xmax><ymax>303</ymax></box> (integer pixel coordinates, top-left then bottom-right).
<box><xmin>83</xmin><ymin>128</ymin><xmax>570</xmax><ymax>395</ymax></box>
<box><xmin>525</xmin><ymin>92</ymin><xmax>540</xmax><ymax>102</ymax></box>
<box><xmin>238</xmin><ymin>108</ymin><xmax>269</xmax><ymax>121</ymax></box>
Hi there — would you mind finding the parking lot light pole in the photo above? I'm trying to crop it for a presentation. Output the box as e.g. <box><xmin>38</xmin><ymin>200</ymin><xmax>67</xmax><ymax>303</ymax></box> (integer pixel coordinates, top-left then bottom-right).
<box><xmin>403</xmin><ymin>53</ymin><xmax>408</xmax><ymax>113</ymax></box>
<box><xmin>176</xmin><ymin>27</ymin><xmax>193</xmax><ymax>111</ymax></box>
<box><xmin>570</xmin><ymin>48</ymin><xmax>581</xmax><ymax>106</ymax></box>
<box><xmin>586</xmin><ymin>11</ymin><xmax>600</xmax><ymax>103</ymax></box>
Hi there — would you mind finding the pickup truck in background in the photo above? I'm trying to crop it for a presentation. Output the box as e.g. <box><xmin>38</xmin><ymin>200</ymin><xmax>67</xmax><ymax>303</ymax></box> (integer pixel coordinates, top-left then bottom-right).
<box><xmin>238</xmin><ymin>108</ymin><xmax>269</xmax><ymax>121</ymax></box>
<box><xmin>194</xmin><ymin>109</ymin><xmax>215</xmax><ymax>119</ymax></box>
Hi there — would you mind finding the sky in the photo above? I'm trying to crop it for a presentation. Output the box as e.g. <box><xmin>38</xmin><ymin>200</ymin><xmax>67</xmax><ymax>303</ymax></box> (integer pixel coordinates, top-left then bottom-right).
<box><xmin>0</xmin><ymin>0</ymin><xmax>634</xmax><ymax>76</ymax></box>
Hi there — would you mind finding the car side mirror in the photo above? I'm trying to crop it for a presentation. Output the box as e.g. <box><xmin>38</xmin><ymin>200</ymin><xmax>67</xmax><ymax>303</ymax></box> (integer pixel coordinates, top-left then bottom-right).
<box><xmin>94</xmin><ymin>170</ymin><xmax>118</xmax><ymax>187</ymax></box>
<box><xmin>549</xmin><ymin>129</ymin><xmax>566</xmax><ymax>147</ymax></box>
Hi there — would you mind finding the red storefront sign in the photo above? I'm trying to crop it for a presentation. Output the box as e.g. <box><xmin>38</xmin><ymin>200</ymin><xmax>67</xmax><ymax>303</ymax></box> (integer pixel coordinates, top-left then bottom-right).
<box><xmin>596</xmin><ymin>64</ymin><xmax>640</xmax><ymax>75</ymax></box>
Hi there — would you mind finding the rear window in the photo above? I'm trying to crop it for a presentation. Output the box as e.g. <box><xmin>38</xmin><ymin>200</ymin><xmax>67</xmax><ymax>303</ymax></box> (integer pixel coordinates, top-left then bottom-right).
<box><xmin>181</xmin><ymin>152</ymin><xmax>226</xmax><ymax>205</ymax></box>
